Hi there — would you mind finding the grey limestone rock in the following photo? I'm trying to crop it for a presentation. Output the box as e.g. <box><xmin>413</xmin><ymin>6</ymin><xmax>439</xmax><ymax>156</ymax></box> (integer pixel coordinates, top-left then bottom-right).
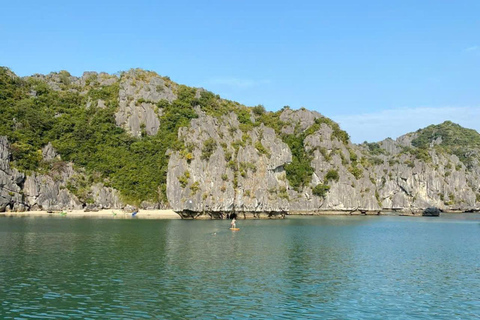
<box><xmin>423</xmin><ymin>207</ymin><xmax>440</xmax><ymax>216</ymax></box>
<box><xmin>115</xmin><ymin>69</ymin><xmax>176</xmax><ymax>137</ymax></box>
<box><xmin>167</xmin><ymin>112</ymin><xmax>292</xmax><ymax>215</ymax></box>
<box><xmin>74</xmin><ymin>71</ymin><xmax>118</xmax><ymax>89</ymax></box>
<box><xmin>280</xmin><ymin>108</ymin><xmax>323</xmax><ymax>134</ymax></box>
<box><xmin>368</xmin><ymin>136</ymin><xmax>480</xmax><ymax>213</ymax></box>
<box><xmin>23</xmin><ymin>166</ymin><xmax>83</xmax><ymax>211</ymax></box>
<box><xmin>290</xmin><ymin>117</ymin><xmax>381</xmax><ymax>213</ymax></box>
<box><xmin>6</xmin><ymin>68</ymin><xmax>480</xmax><ymax>216</ymax></box>
<box><xmin>0</xmin><ymin>137</ymin><xmax>24</xmax><ymax>212</ymax></box>
<box><xmin>91</xmin><ymin>183</ymin><xmax>123</xmax><ymax>209</ymax></box>
<box><xmin>42</xmin><ymin>142</ymin><xmax>58</xmax><ymax>161</ymax></box>
<box><xmin>167</xmin><ymin>108</ymin><xmax>480</xmax><ymax>216</ymax></box>
<box><xmin>21</xmin><ymin>142</ymin><xmax>124</xmax><ymax>212</ymax></box>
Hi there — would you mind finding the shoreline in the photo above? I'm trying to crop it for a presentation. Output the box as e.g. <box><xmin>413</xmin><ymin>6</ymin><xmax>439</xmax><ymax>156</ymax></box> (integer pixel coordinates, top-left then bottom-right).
<box><xmin>1</xmin><ymin>209</ymin><xmax>477</xmax><ymax>219</ymax></box>
<box><xmin>0</xmin><ymin>209</ymin><xmax>181</xmax><ymax>219</ymax></box>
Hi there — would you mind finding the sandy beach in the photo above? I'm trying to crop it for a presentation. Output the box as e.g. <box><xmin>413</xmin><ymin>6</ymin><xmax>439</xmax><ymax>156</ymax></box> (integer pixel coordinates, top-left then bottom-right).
<box><xmin>0</xmin><ymin>209</ymin><xmax>181</xmax><ymax>219</ymax></box>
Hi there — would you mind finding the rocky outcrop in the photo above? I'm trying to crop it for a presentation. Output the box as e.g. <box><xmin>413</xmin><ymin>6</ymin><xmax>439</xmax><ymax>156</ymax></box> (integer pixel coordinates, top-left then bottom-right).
<box><xmin>167</xmin><ymin>112</ymin><xmax>292</xmax><ymax>217</ymax></box>
<box><xmin>423</xmin><ymin>207</ymin><xmax>441</xmax><ymax>216</ymax></box>
<box><xmin>369</xmin><ymin>138</ymin><xmax>480</xmax><ymax>213</ymax></box>
<box><xmin>21</xmin><ymin>156</ymin><xmax>125</xmax><ymax>212</ymax></box>
<box><xmin>3</xmin><ymin>68</ymin><xmax>480</xmax><ymax>216</ymax></box>
<box><xmin>21</xmin><ymin>143</ymin><xmax>84</xmax><ymax>211</ymax></box>
<box><xmin>280</xmin><ymin>108</ymin><xmax>322</xmax><ymax>134</ymax></box>
<box><xmin>0</xmin><ymin>137</ymin><xmax>25</xmax><ymax>212</ymax></box>
<box><xmin>115</xmin><ymin>69</ymin><xmax>177</xmax><ymax>137</ymax></box>
<box><xmin>26</xmin><ymin>171</ymin><xmax>124</xmax><ymax>212</ymax></box>
<box><xmin>23</xmin><ymin>169</ymin><xmax>82</xmax><ymax>211</ymax></box>
<box><xmin>0</xmin><ymin>137</ymin><xmax>124</xmax><ymax>212</ymax></box>
<box><xmin>167</xmin><ymin>108</ymin><xmax>480</xmax><ymax>216</ymax></box>
<box><xmin>90</xmin><ymin>183</ymin><xmax>123</xmax><ymax>210</ymax></box>
<box><xmin>290</xmin><ymin>121</ymin><xmax>379</xmax><ymax>212</ymax></box>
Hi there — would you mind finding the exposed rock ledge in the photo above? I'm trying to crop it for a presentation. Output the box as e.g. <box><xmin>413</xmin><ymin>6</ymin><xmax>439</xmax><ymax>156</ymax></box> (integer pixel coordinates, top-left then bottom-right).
<box><xmin>174</xmin><ymin>208</ymin><xmax>480</xmax><ymax>219</ymax></box>
<box><xmin>176</xmin><ymin>210</ymin><xmax>288</xmax><ymax>219</ymax></box>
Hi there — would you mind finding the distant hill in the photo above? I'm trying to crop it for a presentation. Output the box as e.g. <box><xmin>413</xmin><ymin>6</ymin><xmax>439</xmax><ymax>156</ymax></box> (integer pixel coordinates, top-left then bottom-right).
<box><xmin>411</xmin><ymin>121</ymin><xmax>480</xmax><ymax>167</ymax></box>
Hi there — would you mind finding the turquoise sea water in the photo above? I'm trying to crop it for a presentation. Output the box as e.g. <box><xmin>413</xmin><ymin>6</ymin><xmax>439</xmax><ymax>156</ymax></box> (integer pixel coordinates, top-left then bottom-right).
<box><xmin>1</xmin><ymin>214</ymin><xmax>480</xmax><ymax>319</ymax></box>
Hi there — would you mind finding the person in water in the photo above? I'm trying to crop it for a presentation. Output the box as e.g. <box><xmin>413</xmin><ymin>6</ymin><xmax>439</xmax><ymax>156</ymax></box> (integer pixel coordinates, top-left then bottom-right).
<box><xmin>230</xmin><ymin>217</ymin><xmax>237</xmax><ymax>229</ymax></box>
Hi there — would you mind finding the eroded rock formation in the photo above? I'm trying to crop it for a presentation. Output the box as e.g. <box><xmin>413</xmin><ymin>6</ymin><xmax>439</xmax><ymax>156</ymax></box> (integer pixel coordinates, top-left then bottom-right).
<box><xmin>1</xmin><ymin>68</ymin><xmax>479</xmax><ymax>216</ymax></box>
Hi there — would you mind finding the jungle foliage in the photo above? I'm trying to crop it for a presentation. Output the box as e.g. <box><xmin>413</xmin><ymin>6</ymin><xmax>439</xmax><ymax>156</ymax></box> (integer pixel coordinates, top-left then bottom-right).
<box><xmin>0</xmin><ymin>67</ymin><xmax>198</xmax><ymax>204</ymax></box>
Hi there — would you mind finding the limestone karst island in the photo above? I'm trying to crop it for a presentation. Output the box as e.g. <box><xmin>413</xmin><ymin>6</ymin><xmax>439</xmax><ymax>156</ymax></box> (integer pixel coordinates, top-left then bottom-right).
<box><xmin>1</xmin><ymin>67</ymin><xmax>479</xmax><ymax>218</ymax></box>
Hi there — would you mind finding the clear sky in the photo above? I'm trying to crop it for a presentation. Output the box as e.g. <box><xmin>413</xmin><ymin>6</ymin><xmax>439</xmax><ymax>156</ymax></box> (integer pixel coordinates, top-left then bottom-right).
<box><xmin>2</xmin><ymin>0</ymin><xmax>479</xmax><ymax>143</ymax></box>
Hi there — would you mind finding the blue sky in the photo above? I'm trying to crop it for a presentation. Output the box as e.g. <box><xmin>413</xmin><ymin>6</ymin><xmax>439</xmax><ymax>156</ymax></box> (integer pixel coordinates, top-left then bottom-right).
<box><xmin>1</xmin><ymin>0</ymin><xmax>479</xmax><ymax>142</ymax></box>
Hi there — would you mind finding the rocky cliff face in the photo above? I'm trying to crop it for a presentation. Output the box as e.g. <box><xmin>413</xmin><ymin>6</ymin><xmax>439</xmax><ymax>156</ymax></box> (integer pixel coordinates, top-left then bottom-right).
<box><xmin>166</xmin><ymin>108</ymin><xmax>480</xmax><ymax>216</ymax></box>
<box><xmin>371</xmin><ymin>136</ymin><xmax>480</xmax><ymax>213</ymax></box>
<box><xmin>0</xmin><ymin>137</ymin><xmax>24</xmax><ymax>211</ymax></box>
<box><xmin>0</xmin><ymin>138</ymin><xmax>122</xmax><ymax>212</ymax></box>
<box><xmin>167</xmin><ymin>112</ymin><xmax>291</xmax><ymax>217</ymax></box>
<box><xmin>1</xmin><ymin>67</ymin><xmax>479</xmax><ymax>215</ymax></box>
<box><xmin>289</xmin><ymin>120</ymin><xmax>379</xmax><ymax>212</ymax></box>
<box><xmin>115</xmin><ymin>69</ymin><xmax>177</xmax><ymax>137</ymax></box>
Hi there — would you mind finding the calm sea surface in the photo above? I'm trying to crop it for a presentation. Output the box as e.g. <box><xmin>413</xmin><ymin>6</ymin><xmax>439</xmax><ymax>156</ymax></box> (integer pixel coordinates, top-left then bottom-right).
<box><xmin>1</xmin><ymin>214</ymin><xmax>480</xmax><ymax>319</ymax></box>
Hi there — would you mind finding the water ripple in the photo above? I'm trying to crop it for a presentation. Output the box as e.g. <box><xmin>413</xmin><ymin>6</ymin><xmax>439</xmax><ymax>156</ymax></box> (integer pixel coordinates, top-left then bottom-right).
<box><xmin>1</xmin><ymin>215</ymin><xmax>480</xmax><ymax>319</ymax></box>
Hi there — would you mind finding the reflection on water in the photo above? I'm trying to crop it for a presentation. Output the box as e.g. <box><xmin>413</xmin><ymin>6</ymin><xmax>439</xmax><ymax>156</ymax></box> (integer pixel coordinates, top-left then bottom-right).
<box><xmin>1</xmin><ymin>215</ymin><xmax>480</xmax><ymax>319</ymax></box>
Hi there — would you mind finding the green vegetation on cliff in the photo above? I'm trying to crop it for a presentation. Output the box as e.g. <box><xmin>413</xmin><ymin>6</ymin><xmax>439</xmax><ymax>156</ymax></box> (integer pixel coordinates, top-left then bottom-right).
<box><xmin>0</xmin><ymin>67</ymin><xmax>351</xmax><ymax>204</ymax></box>
<box><xmin>412</xmin><ymin>121</ymin><xmax>480</xmax><ymax>166</ymax></box>
<box><xmin>0</xmin><ymin>67</ymin><xmax>199</xmax><ymax>204</ymax></box>
<box><xmin>282</xmin><ymin>132</ymin><xmax>315</xmax><ymax>191</ymax></box>
<box><xmin>253</xmin><ymin>113</ymin><xmax>349</xmax><ymax>191</ymax></box>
